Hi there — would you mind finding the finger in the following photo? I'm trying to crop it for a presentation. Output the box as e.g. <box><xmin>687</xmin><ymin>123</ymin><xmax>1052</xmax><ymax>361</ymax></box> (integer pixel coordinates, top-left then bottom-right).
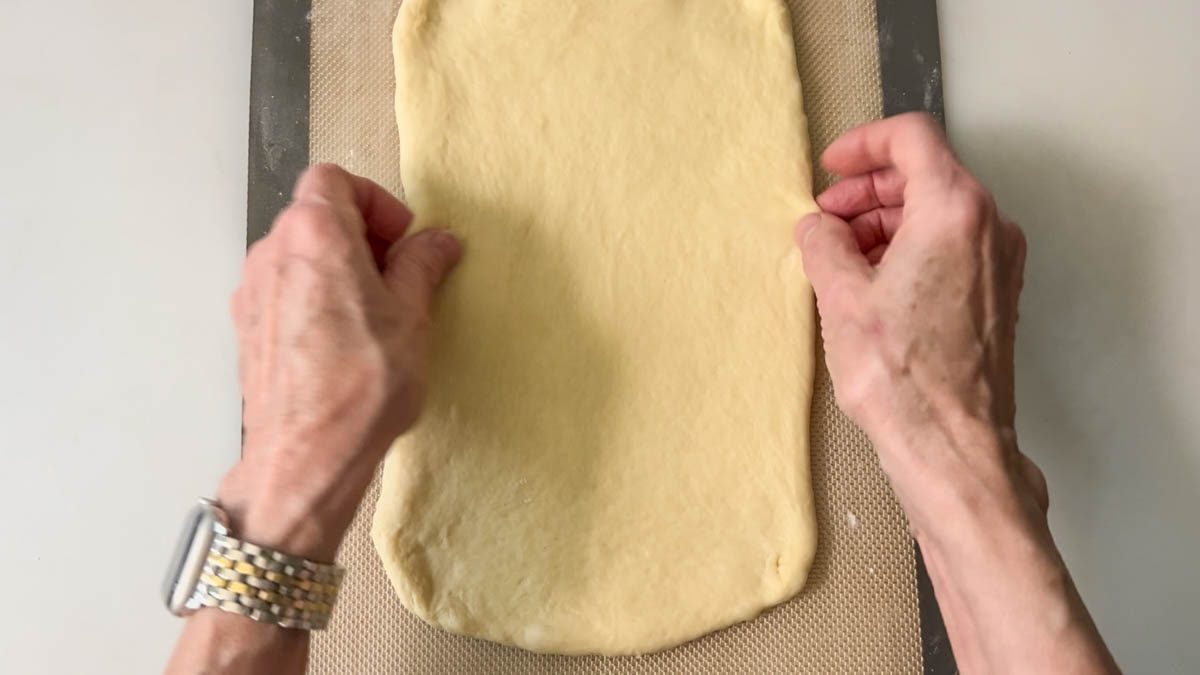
<box><xmin>846</xmin><ymin>207</ymin><xmax>903</xmax><ymax>253</ymax></box>
<box><xmin>821</xmin><ymin>112</ymin><xmax>955</xmax><ymax>178</ymax></box>
<box><xmin>292</xmin><ymin>163</ymin><xmax>357</xmax><ymax>209</ymax></box>
<box><xmin>795</xmin><ymin>212</ymin><xmax>872</xmax><ymax>298</ymax></box>
<box><xmin>817</xmin><ymin>168</ymin><xmax>905</xmax><ymax>219</ymax></box>
<box><xmin>384</xmin><ymin>229</ymin><xmax>464</xmax><ymax>314</ymax></box>
<box><xmin>348</xmin><ymin>175</ymin><xmax>414</xmax><ymax>244</ymax></box>
<box><xmin>292</xmin><ymin>164</ymin><xmax>415</xmax><ymax>244</ymax></box>
<box><xmin>865</xmin><ymin>243</ymin><xmax>888</xmax><ymax>265</ymax></box>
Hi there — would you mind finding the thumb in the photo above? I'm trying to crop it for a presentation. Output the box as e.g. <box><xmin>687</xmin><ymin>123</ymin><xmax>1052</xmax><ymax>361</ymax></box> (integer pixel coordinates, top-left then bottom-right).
<box><xmin>795</xmin><ymin>212</ymin><xmax>872</xmax><ymax>297</ymax></box>
<box><xmin>384</xmin><ymin>229</ymin><xmax>463</xmax><ymax>313</ymax></box>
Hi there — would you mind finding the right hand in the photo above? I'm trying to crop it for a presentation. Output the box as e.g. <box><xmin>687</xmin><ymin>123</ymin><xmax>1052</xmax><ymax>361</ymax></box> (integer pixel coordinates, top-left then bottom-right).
<box><xmin>798</xmin><ymin>114</ymin><xmax>1122</xmax><ymax>675</ymax></box>
<box><xmin>795</xmin><ymin>113</ymin><xmax>1047</xmax><ymax>536</ymax></box>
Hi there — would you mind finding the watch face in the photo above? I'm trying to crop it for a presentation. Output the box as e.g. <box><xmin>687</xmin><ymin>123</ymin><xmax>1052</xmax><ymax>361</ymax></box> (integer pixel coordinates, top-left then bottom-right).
<box><xmin>162</xmin><ymin>500</ymin><xmax>218</xmax><ymax>615</ymax></box>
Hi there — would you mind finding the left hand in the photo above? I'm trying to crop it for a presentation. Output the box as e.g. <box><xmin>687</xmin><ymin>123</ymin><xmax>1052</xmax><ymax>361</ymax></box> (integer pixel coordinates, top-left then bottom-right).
<box><xmin>218</xmin><ymin>164</ymin><xmax>461</xmax><ymax>561</ymax></box>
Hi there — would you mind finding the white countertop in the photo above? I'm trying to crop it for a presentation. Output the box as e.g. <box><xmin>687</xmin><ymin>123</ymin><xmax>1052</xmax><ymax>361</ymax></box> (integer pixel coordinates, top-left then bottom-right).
<box><xmin>0</xmin><ymin>1</ymin><xmax>1195</xmax><ymax>672</ymax></box>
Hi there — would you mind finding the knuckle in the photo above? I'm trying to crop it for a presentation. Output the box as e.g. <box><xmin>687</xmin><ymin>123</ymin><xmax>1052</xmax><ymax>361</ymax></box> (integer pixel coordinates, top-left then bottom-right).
<box><xmin>242</xmin><ymin>242</ymin><xmax>265</xmax><ymax>274</ymax></box>
<box><xmin>406</xmin><ymin>309</ymin><xmax>434</xmax><ymax>336</ymax></box>
<box><xmin>896</xmin><ymin>111</ymin><xmax>944</xmax><ymax>146</ymax></box>
<box><xmin>299</xmin><ymin>163</ymin><xmax>348</xmax><ymax>191</ymax></box>
<box><xmin>245</xmin><ymin>238</ymin><xmax>266</xmax><ymax>259</ymax></box>
<box><xmin>407</xmin><ymin>251</ymin><xmax>444</xmax><ymax>285</ymax></box>
<box><xmin>1008</xmin><ymin>217</ymin><xmax>1026</xmax><ymax>243</ymax></box>
<box><xmin>965</xmin><ymin>177</ymin><xmax>997</xmax><ymax>213</ymax></box>
<box><xmin>942</xmin><ymin>183</ymin><xmax>995</xmax><ymax>239</ymax></box>
<box><xmin>959</xmin><ymin>179</ymin><xmax>993</xmax><ymax>213</ymax></box>
<box><xmin>1012</xmin><ymin>222</ymin><xmax>1028</xmax><ymax>258</ymax></box>
<box><xmin>897</xmin><ymin>111</ymin><xmax>936</xmax><ymax>134</ymax></box>
<box><xmin>281</xmin><ymin>201</ymin><xmax>336</xmax><ymax>227</ymax></box>
<box><xmin>277</xmin><ymin>203</ymin><xmax>348</xmax><ymax>253</ymax></box>
<box><xmin>245</xmin><ymin>234</ymin><xmax>276</xmax><ymax>262</ymax></box>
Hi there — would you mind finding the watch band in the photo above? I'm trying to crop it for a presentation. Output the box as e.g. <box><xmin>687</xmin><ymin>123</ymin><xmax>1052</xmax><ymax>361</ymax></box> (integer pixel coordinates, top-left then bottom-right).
<box><xmin>190</xmin><ymin>527</ymin><xmax>345</xmax><ymax>631</ymax></box>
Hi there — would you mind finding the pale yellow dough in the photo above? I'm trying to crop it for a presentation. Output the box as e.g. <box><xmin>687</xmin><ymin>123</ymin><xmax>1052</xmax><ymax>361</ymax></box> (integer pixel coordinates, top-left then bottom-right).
<box><xmin>373</xmin><ymin>0</ymin><xmax>818</xmax><ymax>655</ymax></box>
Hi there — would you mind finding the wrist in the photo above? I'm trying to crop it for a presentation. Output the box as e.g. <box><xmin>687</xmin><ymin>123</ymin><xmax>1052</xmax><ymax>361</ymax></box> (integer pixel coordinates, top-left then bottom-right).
<box><xmin>215</xmin><ymin>469</ymin><xmax>346</xmax><ymax>562</ymax></box>
<box><xmin>870</xmin><ymin>408</ymin><xmax>1045</xmax><ymax>543</ymax></box>
<box><xmin>215</xmin><ymin>437</ymin><xmax>380</xmax><ymax>561</ymax></box>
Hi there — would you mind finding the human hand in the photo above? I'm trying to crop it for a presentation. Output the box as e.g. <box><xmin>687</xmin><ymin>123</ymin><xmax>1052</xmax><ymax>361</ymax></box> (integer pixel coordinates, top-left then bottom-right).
<box><xmin>796</xmin><ymin>113</ymin><xmax>1046</xmax><ymax>537</ymax></box>
<box><xmin>218</xmin><ymin>164</ymin><xmax>461</xmax><ymax>560</ymax></box>
<box><xmin>797</xmin><ymin>114</ymin><xmax>1119</xmax><ymax>673</ymax></box>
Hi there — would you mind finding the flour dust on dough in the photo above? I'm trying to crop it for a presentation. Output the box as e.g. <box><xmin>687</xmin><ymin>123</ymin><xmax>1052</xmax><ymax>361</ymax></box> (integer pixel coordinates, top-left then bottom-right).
<box><xmin>372</xmin><ymin>0</ymin><xmax>819</xmax><ymax>655</ymax></box>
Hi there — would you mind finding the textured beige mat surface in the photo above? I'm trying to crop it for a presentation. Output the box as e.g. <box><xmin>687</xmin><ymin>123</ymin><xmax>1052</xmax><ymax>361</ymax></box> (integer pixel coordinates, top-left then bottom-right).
<box><xmin>308</xmin><ymin>1</ymin><xmax>919</xmax><ymax>672</ymax></box>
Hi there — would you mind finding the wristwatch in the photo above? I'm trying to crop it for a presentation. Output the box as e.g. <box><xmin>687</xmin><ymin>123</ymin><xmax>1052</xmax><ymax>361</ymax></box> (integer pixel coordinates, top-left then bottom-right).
<box><xmin>162</xmin><ymin>498</ymin><xmax>345</xmax><ymax>630</ymax></box>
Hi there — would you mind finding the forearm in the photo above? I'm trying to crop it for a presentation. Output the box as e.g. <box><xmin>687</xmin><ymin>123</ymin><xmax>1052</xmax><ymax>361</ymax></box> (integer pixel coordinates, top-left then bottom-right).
<box><xmin>881</xmin><ymin>423</ymin><xmax>1117</xmax><ymax>674</ymax></box>
<box><xmin>919</xmin><ymin>513</ymin><xmax>1113</xmax><ymax>674</ymax></box>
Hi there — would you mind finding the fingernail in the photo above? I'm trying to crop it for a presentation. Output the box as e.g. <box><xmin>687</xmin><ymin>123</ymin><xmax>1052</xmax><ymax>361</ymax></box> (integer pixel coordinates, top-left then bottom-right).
<box><xmin>429</xmin><ymin>229</ymin><xmax>463</xmax><ymax>260</ymax></box>
<box><xmin>796</xmin><ymin>213</ymin><xmax>822</xmax><ymax>245</ymax></box>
